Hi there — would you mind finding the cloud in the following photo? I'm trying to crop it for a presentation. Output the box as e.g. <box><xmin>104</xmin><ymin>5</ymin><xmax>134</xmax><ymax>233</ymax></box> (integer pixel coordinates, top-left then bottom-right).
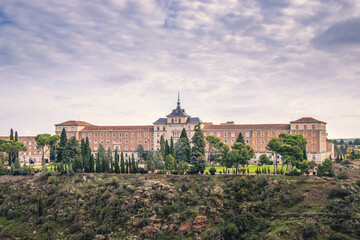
<box><xmin>312</xmin><ymin>17</ymin><xmax>360</xmax><ymax>49</ymax></box>
<box><xmin>0</xmin><ymin>0</ymin><xmax>359</xmax><ymax>138</ymax></box>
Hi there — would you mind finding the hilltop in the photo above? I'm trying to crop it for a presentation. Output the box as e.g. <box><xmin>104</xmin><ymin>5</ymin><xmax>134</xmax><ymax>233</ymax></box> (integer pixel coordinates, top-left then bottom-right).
<box><xmin>0</xmin><ymin>162</ymin><xmax>359</xmax><ymax>240</ymax></box>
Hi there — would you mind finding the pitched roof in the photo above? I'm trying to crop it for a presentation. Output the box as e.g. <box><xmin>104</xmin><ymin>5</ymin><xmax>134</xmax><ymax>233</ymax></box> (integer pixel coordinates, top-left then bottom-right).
<box><xmin>290</xmin><ymin>117</ymin><xmax>326</xmax><ymax>124</ymax></box>
<box><xmin>203</xmin><ymin>123</ymin><xmax>290</xmax><ymax>131</ymax></box>
<box><xmin>166</xmin><ymin>108</ymin><xmax>190</xmax><ymax>117</ymax></box>
<box><xmin>55</xmin><ymin>120</ymin><xmax>94</xmax><ymax>126</ymax></box>
<box><xmin>186</xmin><ymin>117</ymin><xmax>202</xmax><ymax>124</ymax></box>
<box><xmin>82</xmin><ymin>125</ymin><xmax>154</xmax><ymax>132</ymax></box>
<box><xmin>153</xmin><ymin>118</ymin><xmax>167</xmax><ymax>125</ymax></box>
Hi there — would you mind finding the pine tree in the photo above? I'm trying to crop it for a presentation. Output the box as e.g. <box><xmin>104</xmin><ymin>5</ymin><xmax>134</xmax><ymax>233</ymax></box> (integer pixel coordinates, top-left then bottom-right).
<box><xmin>57</xmin><ymin>128</ymin><xmax>67</xmax><ymax>162</ymax></box>
<box><xmin>120</xmin><ymin>152</ymin><xmax>125</xmax><ymax>174</ymax></box>
<box><xmin>189</xmin><ymin>124</ymin><xmax>206</xmax><ymax>174</ymax></box>
<box><xmin>114</xmin><ymin>149</ymin><xmax>120</xmax><ymax>173</ymax></box>
<box><xmin>175</xmin><ymin>128</ymin><xmax>191</xmax><ymax>163</ymax></box>
<box><xmin>236</xmin><ymin>132</ymin><xmax>245</xmax><ymax>144</ymax></box>
<box><xmin>96</xmin><ymin>151</ymin><xmax>101</xmax><ymax>173</ymax></box>
<box><xmin>170</xmin><ymin>137</ymin><xmax>175</xmax><ymax>157</ymax></box>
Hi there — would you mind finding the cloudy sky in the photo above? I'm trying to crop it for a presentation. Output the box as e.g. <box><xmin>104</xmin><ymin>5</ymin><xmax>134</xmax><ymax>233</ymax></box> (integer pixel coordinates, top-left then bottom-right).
<box><xmin>0</xmin><ymin>0</ymin><xmax>359</xmax><ymax>139</ymax></box>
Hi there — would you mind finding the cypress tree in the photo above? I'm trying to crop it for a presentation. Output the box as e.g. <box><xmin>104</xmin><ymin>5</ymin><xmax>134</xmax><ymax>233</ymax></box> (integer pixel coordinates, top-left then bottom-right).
<box><xmin>120</xmin><ymin>152</ymin><xmax>125</xmax><ymax>174</ymax></box>
<box><xmin>107</xmin><ymin>148</ymin><xmax>113</xmax><ymax>173</ymax></box>
<box><xmin>89</xmin><ymin>154</ymin><xmax>94</xmax><ymax>173</ymax></box>
<box><xmin>165</xmin><ymin>140</ymin><xmax>170</xmax><ymax>156</ymax></box>
<box><xmin>96</xmin><ymin>151</ymin><xmax>101</xmax><ymax>173</ymax></box>
<box><xmin>125</xmin><ymin>159</ymin><xmax>129</xmax><ymax>174</ymax></box>
<box><xmin>8</xmin><ymin>129</ymin><xmax>14</xmax><ymax>165</ymax></box>
<box><xmin>170</xmin><ymin>137</ymin><xmax>175</xmax><ymax>157</ymax></box>
<box><xmin>131</xmin><ymin>155</ymin><xmax>136</xmax><ymax>173</ymax></box>
<box><xmin>189</xmin><ymin>124</ymin><xmax>206</xmax><ymax>174</ymax></box>
<box><xmin>114</xmin><ymin>149</ymin><xmax>120</xmax><ymax>173</ymax></box>
<box><xmin>15</xmin><ymin>131</ymin><xmax>19</xmax><ymax>162</ymax></box>
<box><xmin>57</xmin><ymin>128</ymin><xmax>67</xmax><ymax>162</ymax></box>
<box><xmin>160</xmin><ymin>135</ymin><xmax>166</xmax><ymax>160</ymax></box>
<box><xmin>128</xmin><ymin>157</ymin><xmax>132</xmax><ymax>173</ymax></box>
<box><xmin>236</xmin><ymin>132</ymin><xmax>245</xmax><ymax>144</ymax></box>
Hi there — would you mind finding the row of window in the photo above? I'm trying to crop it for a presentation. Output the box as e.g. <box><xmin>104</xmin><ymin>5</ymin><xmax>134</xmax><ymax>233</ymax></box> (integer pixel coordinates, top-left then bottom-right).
<box><xmin>82</xmin><ymin>132</ymin><xmax>153</xmax><ymax>138</ymax></box>
<box><xmin>295</xmin><ymin>124</ymin><xmax>316</xmax><ymax>130</ymax></box>
<box><xmin>206</xmin><ymin>131</ymin><xmax>317</xmax><ymax>138</ymax></box>
<box><xmin>90</xmin><ymin>139</ymin><xmax>153</xmax><ymax>144</ymax></box>
<box><xmin>253</xmin><ymin>146</ymin><xmax>317</xmax><ymax>153</ymax></box>
<box><xmin>93</xmin><ymin>145</ymin><xmax>154</xmax><ymax>152</ymax></box>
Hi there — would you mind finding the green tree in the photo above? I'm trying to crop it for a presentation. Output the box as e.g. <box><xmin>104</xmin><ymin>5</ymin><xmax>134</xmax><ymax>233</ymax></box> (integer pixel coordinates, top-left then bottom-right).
<box><xmin>107</xmin><ymin>148</ymin><xmax>113</xmax><ymax>173</ymax></box>
<box><xmin>96</xmin><ymin>151</ymin><xmax>101</xmax><ymax>173</ymax></box>
<box><xmin>165</xmin><ymin>140</ymin><xmax>170</xmax><ymax>156</ymax></box>
<box><xmin>89</xmin><ymin>154</ymin><xmax>95</xmax><ymax>173</ymax></box>
<box><xmin>114</xmin><ymin>149</ymin><xmax>120</xmax><ymax>173</ymax></box>
<box><xmin>0</xmin><ymin>139</ymin><xmax>26</xmax><ymax>166</ymax></box>
<box><xmin>35</xmin><ymin>134</ymin><xmax>52</xmax><ymax>166</ymax></box>
<box><xmin>259</xmin><ymin>154</ymin><xmax>272</xmax><ymax>166</ymax></box>
<box><xmin>190</xmin><ymin>124</ymin><xmax>206</xmax><ymax>174</ymax></box>
<box><xmin>136</xmin><ymin>144</ymin><xmax>147</xmax><ymax>161</ymax></box>
<box><xmin>175</xmin><ymin>129</ymin><xmax>191</xmax><ymax>163</ymax></box>
<box><xmin>177</xmin><ymin>161</ymin><xmax>189</xmax><ymax>174</ymax></box>
<box><xmin>56</xmin><ymin>128</ymin><xmax>67</xmax><ymax>162</ymax></box>
<box><xmin>165</xmin><ymin>154</ymin><xmax>175</xmax><ymax>172</ymax></box>
<box><xmin>159</xmin><ymin>135</ymin><xmax>166</xmax><ymax>160</ymax></box>
<box><xmin>146</xmin><ymin>151</ymin><xmax>164</xmax><ymax>172</ymax></box>
<box><xmin>62</xmin><ymin>137</ymin><xmax>81</xmax><ymax>164</ymax></box>
<box><xmin>229</xmin><ymin>142</ymin><xmax>255</xmax><ymax>170</ymax></box>
<box><xmin>125</xmin><ymin>159</ymin><xmax>129</xmax><ymax>174</ymax></box>
<box><xmin>120</xmin><ymin>152</ymin><xmax>125</xmax><ymax>174</ymax></box>
<box><xmin>236</xmin><ymin>132</ymin><xmax>245</xmax><ymax>144</ymax></box>
<box><xmin>170</xmin><ymin>137</ymin><xmax>175</xmax><ymax>157</ymax></box>
<box><xmin>131</xmin><ymin>155</ymin><xmax>136</xmax><ymax>173</ymax></box>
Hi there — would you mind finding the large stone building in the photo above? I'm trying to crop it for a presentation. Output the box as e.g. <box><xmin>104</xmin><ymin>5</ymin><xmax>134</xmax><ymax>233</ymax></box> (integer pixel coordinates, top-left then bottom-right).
<box><xmin>55</xmin><ymin>97</ymin><xmax>334</xmax><ymax>163</ymax></box>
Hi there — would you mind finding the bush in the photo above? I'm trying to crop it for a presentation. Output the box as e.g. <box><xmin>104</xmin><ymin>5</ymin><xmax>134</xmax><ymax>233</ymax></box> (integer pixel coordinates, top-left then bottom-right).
<box><xmin>337</xmin><ymin>171</ymin><xmax>349</xmax><ymax>179</ymax></box>
<box><xmin>209</xmin><ymin>167</ymin><xmax>216</xmax><ymax>175</ymax></box>
<box><xmin>47</xmin><ymin>175</ymin><xmax>61</xmax><ymax>185</ymax></box>
<box><xmin>137</xmin><ymin>167</ymin><xmax>147</xmax><ymax>174</ymax></box>
<box><xmin>303</xmin><ymin>224</ymin><xmax>318</xmax><ymax>239</ymax></box>
<box><xmin>287</xmin><ymin>169</ymin><xmax>302</xmax><ymax>176</ymax></box>
<box><xmin>171</xmin><ymin>170</ymin><xmax>178</xmax><ymax>175</ymax></box>
<box><xmin>40</xmin><ymin>170</ymin><xmax>60</xmax><ymax>179</ymax></box>
<box><xmin>328</xmin><ymin>187</ymin><xmax>351</xmax><ymax>199</ymax></box>
<box><xmin>329</xmin><ymin>233</ymin><xmax>352</xmax><ymax>240</ymax></box>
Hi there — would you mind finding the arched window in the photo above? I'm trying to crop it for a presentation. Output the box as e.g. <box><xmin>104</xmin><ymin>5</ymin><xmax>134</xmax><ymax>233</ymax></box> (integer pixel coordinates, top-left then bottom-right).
<box><xmin>296</xmin><ymin>125</ymin><xmax>299</xmax><ymax>129</ymax></box>
<box><xmin>312</xmin><ymin>125</ymin><xmax>315</xmax><ymax>129</ymax></box>
<box><xmin>304</xmin><ymin>125</ymin><xmax>307</xmax><ymax>129</ymax></box>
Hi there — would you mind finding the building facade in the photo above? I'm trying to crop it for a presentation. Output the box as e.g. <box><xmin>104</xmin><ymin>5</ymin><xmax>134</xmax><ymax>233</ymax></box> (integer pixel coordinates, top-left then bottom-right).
<box><xmin>55</xmin><ymin>98</ymin><xmax>334</xmax><ymax>163</ymax></box>
<box><xmin>0</xmin><ymin>136</ymin><xmax>50</xmax><ymax>166</ymax></box>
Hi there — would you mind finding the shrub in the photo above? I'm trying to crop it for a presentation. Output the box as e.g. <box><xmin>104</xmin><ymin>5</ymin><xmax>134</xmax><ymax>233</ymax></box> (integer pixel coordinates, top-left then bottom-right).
<box><xmin>209</xmin><ymin>167</ymin><xmax>216</xmax><ymax>175</ymax></box>
<box><xmin>329</xmin><ymin>233</ymin><xmax>352</xmax><ymax>240</ymax></box>
<box><xmin>137</xmin><ymin>167</ymin><xmax>147</xmax><ymax>174</ymax></box>
<box><xmin>224</xmin><ymin>222</ymin><xmax>239</xmax><ymax>239</ymax></box>
<box><xmin>47</xmin><ymin>175</ymin><xmax>61</xmax><ymax>185</ymax></box>
<box><xmin>303</xmin><ymin>224</ymin><xmax>318</xmax><ymax>239</ymax></box>
<box><xmin>355</xmin><ymin>180</ymin><xmax>360</xmax><ymax>187</ymax></box>
<box><xmin>328</xmin><ymin>187</ymin><xmax>351</xmax><ymax>199</ymax></box>
<box><xmin>287</xmin><ymin>169</ymin><xmax>302</xmax><ymax>176</ymax></box>
<box><xmin>337</xmin><ymin>171</ymin><xmax>349</xmax><ymax>179</ymax></box>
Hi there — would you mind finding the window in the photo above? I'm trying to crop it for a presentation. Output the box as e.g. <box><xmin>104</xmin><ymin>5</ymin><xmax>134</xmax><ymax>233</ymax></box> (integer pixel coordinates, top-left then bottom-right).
<box><xmin>157</xmin><ymin>127</ymin><xmax>159</xmax><ymax>131</ymax></box>
<box><xmin>100</xmin><ymin>133</ymin><xmax>103</xmax><ymax>137</ymax></box>
<box><xmin>304</xmin><ymin>125</ymin><xmax>307</xmax><ymax>129</ymax></box>
<box><xmin>268</xmin><ymin>132</ymin><xmax>272</xmax><ymax>137</ymax></box>
<box><xmin>276</xmin><ymin>132</ymin><xmax>280</xmax><ymax>136</ymax></box>
<box><xmin>144</xmin><ymin>133</ymin><xmax>147</xmax><ymax>137</ymax></box>
<box><xmin>253</xmin><ymin>132</ymin><xmax>257</xmax><ymax>137</ymax></box>
<box><xmin>138</xmin><ymin>140</ymin><xmax>141</xmax><ymax>144</ymax></box>
<box><xmin>311</xmin><ymin>146</ymin><xmax>316</xmax><ymax>153</ymax></box>
<box><xmin>95</xmin><ymin>133</ymin><xmax>98</xmax><ymax>137</ymax></box>
<box><xmin>82</xmin><ymin>133</ymin><xmax>85</xmax><ymax>137</ymax></box>
<box><xmin>179</xmin><ymin>119</ymin><xmax>181</xmax><ymax>123</ymax></box>
<box><xmin>312</xmin><ymin>132</ymin><xmax>316</xmax><ymax>137</ymax></box>
<box><xmin>131</xmin><ymin>140</ymin><xmax>135</xmax><ymax>144</ymax></box>
<box><xmin>261</xmin><ymin>139</ymin><xmax>265</xmax><ymax>144</ymax></box>
<box><xmin>246</xmin><ymin>139</ymin><xmax>249</xmax><ymax>144</ymax></box>
<box><xmin>106</xmin><ymin>133</ymin><xmax>109</xmax><ymax>137</ymax></box>
<box><xmin>173</xmin><ymin>132</ymin><xmax>179</xmax><ymax>137</ymax></box>
<box><xmin>224</xmin><ymin>139</ymin><xmax>227</xmax><ymax>144</ymax></box>
<box><xmin>125</xmin><ymin>146</ymin><xmax>128</xmax><ymax>151</ymax></box>
<box><xmin>224</xmin><ymin>132</ymin><xmax>227</xmax><ymax>137</ymax></box>
<box><xmin>151</xmin><ymin>133</ymin><xmax>153</xmax><ymax>136</ymax></box>
<box><xmin>125</xmin><ymin>140</ymin><xmax>128</xmax><ymax>144</ymax></box>
<box><xmin>296</xmin><ymin>125</ymin><xmax>299</xmax><ymax>129</ymax></box>
<box><xmin>163</xmin><ymin>126</ymin><xmax>165</xmax><ymax>131</ymax></box>
<box><xmin>312</xmin><ymin>125</ymin><xmax>315</xmax><ymax>129</ymax></box>
<box><xmin>261</xmin><ymin>147</ymin><xmax>265</xmax><ymax>152</ymax></box>
<box><xmin>172</xmin><ymin>119</ymin><xmax>174</xmax><ymax>123</ymax></box>
<box><xmin>312</xmin><ymin>155</ymin><xmax>315</xmax><ymax>160</ymax></box>
<box><xmin>231</xmin><ymin>132</ymin><xmax>235</xmax><ymax>137</ymax></box>
<box><xmin>254</xmin><ymin>139</ymin><xmax>257</xmax><ymax>144</ymax></box>
<box><xmin>131</xmin><ymin>133</ymin><xmax>135</xmax><ymax>137</ymax></box>
<box><xmin>119</xmin><ymin>133</ymin><xmax>122</xmax><ymax>137</ymax></box>
<box><xmin>113</xmin><ymin>133</ymin><xmax>116</xmax><ymax>137</ymax></box>
<box><xmin>261</xmin><ymin>132</ymin><xmax>264</xmax><ymax>137</ymax></box>
<box><xmin>246</xmin><ymin>132</ymin><xmax>250</xmax><ymax>137</ymax></box>
<box><xmin>254</xmin><ymin>147</ymin><xmax>257</xmax><ymax>152</ymax></box>
<box><xmin>125</xmin><ymin>133</ymin><xmax>128</xmax><ymax>137</ymax></box>
<box><xmin>217</xmin><ymin>132</ymin><xmax>220</xmax><ymax>137</ymax></box>
<box><xmin>312</xmin><ymin>140</ymin><xmax>316</xmax><ymax>144</ymax></box>
<box><xmin>304</xmin><ymin>132</ymin><xmax>307</xmax><ymax>137</ymax></box>
<box><xmin>138</xmin><ymin>133</ymin><xmax>141</xmax><ymax>137</ymax></box>
<box><xmin>94</xmin><ymin>140</ymin><xmax>97</xmax><ymax>143</ymax></box>
<box><xmin>157</xmin><ymin>133</ymin><xmax>159</xmax><ymax>137</ymax></box>
<box><xmin>88</xmin><ymin>133</ymin><xmax>91</xmax><ymax>137</ymax></box>
<box><xmin>100</xmin><ymin>140</ymin><xmax>103</xmax><ymax>144</ymax></box>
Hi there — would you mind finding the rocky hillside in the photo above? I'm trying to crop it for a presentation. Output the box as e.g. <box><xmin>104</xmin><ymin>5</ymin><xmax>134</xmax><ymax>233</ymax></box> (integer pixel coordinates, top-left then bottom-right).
<box><xmin>0</xmin><ymin>163</ymin><xmax>359</xmax><ymax>240</ymax></box>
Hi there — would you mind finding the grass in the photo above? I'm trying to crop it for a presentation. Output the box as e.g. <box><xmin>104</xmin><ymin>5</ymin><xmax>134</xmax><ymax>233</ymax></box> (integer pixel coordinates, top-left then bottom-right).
<box><xmin>0</xmin><ymin>216</ymin><xmax>7</xmax><ymax>225</ymax></box>
<box><xmin>204</xmin><ymin>165</ymin><xmax>289</xmax><ymax>174</ymax></box>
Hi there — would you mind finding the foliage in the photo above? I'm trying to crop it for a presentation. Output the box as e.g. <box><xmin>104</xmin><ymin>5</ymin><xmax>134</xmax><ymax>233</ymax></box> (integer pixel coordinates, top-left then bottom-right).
<box><xmin>146</xmin><ymin>151</ymin><xmax>165</xmax><ymax>171</ymax></box>
<box><xmin>175</xmin><ymin>128</ymin><xmax>191</xmax><ymax>163</ymax></box>
<box><xmin>259</xmin><ymin>154</ymin><xmax>272</xmax><ymax>166</ymax></box>
<box><xmin>209</xmin><ymin>167</ymin><xmax>216</xmax><ymax>175</ymax></box>
<box><xmin>190</xmin><ymin>124</ymin><xmax>206</xmax><ymax>174</ymax></box>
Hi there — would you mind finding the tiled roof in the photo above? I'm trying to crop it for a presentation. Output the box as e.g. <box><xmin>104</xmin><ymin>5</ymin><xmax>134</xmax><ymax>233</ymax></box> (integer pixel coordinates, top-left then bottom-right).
<box><xmin>82</xmin><ymin>125</ymin><xmax>154</xmax><ymax>132</ymax></box>
<box><xmin>291</xmin><ymin>117</ymin><xmax>325</xmax><ymax>124</ymax></box>
<box><xmin>203</xmin><ymin>124</ymin><xmax>290</xmax><ymax>131</ymax></box>
<box><xmin>0</xmin><ymin>136</ymin><xmax>35</xmax><ymax>140</ymax></box>
<box><xmin>153</xmin><ymin>118</ymin><xmax>167</xmax><ymax>125</ymax></box>
<box><xmin>167</xmin><ymin>108</ymin><xmax>190</xmax><ymax>117</ymax></box>
<box><xmin>55</xmin><ymin>120</ymin><xmax>94</xmax><ymax>126</ymax></box>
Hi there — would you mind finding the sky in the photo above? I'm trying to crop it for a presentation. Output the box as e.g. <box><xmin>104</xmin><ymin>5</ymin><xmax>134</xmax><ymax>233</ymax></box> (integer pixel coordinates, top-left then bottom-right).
<box><xmin>0</xmin><ymin>0</ymin><xmax>359</xmax><ymax>139</ymax></box>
